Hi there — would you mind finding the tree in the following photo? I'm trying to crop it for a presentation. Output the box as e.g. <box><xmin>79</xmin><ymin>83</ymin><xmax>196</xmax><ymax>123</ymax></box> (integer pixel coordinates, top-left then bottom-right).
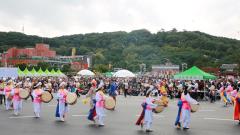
<box><xmin>15</xmin><ymin>63</ymin><xmax>27</xmax><ymax>71</ymax></box>
<box><xmin>37</xmin><ymin>62</ymin><xmax>50</xmax><ymax>71</ymax></box>
<box><xmin>61</xmin><ymin>64</ymin><xmax>71</xmax><ymax>73</ymax></box>
<box><xmin>94</xmin><ymin>64</ymin><xmax>108</xmax><ymax>73</ymax></box>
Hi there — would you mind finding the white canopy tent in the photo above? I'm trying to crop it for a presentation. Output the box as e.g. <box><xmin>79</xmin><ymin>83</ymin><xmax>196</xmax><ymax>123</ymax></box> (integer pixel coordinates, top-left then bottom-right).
<box><xmin>113</xmin><ymin>69</ymin><xmax>136</xmax><ymax>78</ymax></box>
<box><xmin>77</xmin><ymin>69</ymin><xmax>95</xmax><ymax>76</ymax></box>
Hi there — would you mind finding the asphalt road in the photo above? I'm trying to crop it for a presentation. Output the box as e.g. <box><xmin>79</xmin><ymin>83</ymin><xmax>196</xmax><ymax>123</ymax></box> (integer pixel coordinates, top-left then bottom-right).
<box><xmin>0</xmin><ymin>96</ymin><xmax>239</xmax><ymax>135</ymax></box>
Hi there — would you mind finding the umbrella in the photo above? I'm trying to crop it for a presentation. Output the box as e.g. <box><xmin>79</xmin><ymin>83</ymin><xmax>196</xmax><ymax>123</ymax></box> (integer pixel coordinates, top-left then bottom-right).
<box><xmin>113</xmin><ymin>69</ymin><xmax>135</xmax><ymax>78</ymax></box>
<box><xmin>77</xmin><ymin>69</ymin><xmax>95</xmax><ymax>76</ymax></box>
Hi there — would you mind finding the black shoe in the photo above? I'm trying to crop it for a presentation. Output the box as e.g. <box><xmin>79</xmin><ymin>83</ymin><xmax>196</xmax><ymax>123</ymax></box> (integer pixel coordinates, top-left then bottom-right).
<box><xmin>146</xmin><ymin>129</ymin><xmax>153</xmax><ymax>132</ymax></box>
<box><xmin>183</xmin><ymin>127</ymin><xmax>189</xmax><ymax>130</ymax></box>
<box><xmin>238</xmin><ymin>121</ymin><xmax>240</xmax><ymax>125</ymax></box>
<box><xmin>98</xmin><ymin>125</ymin><xmax>104</xmax><ymax>127</ymax></box>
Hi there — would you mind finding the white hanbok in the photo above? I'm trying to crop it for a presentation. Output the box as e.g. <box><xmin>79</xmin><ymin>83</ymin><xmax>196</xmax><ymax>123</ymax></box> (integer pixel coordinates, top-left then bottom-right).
<box><xmin>56</xmin><ymin>89</ymin><xmax>69</xmax><ymax>119</ymax></box>
<box><xmin>11</xmin><ymin>88</ymin><xmax>22</xmax><ymax>115</ymax></box>
<box><xmin>95</xmin><ymin>91</ymin><xmax>105</xmax><ymax>125</ymax></box>
<box><xmin>181</xmin><ymin>93</ymin><xmax>198</xmax><ymax>128</ymax></box>
<box><xmin>144</xmin><ymin>97</ymin><xmax>157</xmax><ymax>130</ymax></box>
<box><xmin>32</xmin><ymin>89</ymin><xmax>44</xmax><ymax>117</ymax></box>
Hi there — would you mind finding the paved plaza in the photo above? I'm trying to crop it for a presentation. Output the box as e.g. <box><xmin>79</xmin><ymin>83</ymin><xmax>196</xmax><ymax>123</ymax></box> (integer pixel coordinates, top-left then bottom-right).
<box><xmin>0</xmin><ymin>96</ymin><xmax>239</xmax><ymax>135</ymax></box>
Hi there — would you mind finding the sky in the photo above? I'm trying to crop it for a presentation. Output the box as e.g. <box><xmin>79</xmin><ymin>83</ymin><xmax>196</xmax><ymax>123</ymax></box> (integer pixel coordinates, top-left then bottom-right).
<box><xmin>0</xmin><ymin>0</ymin><xmax>240</xmax><ymax>39</ymax></box>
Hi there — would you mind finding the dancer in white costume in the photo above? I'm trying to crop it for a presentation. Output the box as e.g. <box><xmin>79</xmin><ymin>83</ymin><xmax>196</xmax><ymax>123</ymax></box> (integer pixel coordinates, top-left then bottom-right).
<box><xmin>11</xmin><ymin>82</ymin><xmax>23</xmax><ymax>115</ymax></box>
<box><xmin>32</xmin><ymin>82</ymin><xmax>44</xmax><ymax>118</ymax></box>
<box><xmin>56</xmin><ymin>82</ymin><xmax>69</xmax><ymax>122</ymax></box>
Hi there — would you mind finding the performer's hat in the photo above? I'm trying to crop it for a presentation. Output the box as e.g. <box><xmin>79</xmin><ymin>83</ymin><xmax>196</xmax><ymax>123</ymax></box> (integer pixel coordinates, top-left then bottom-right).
<box><xmin>7</xmin><ymin>79</ymin><xmax>13</xmax><ymax>84</ymax></box>
<box><xmin>35</xmin><ymin>82</ymin><xmax>42</xmax><ymax>88</ymax></box>
<box><xmin>59</xmin><ymin>82</ymin><xmax>66</xmax><ymax>87</ymax></box>
<box><xmin>16</xmin><ymin>82</ymin><xmax>22</xmax><ymax>87</ymax></box>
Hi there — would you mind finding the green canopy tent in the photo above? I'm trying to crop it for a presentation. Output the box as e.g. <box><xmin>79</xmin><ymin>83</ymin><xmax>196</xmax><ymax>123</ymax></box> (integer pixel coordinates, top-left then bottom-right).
<box><xmin>17</xmin><ymin>67</ymin><xmax>24</xmax><ymax>77</ymax></box>
<box><xmin>45</xmin><ymin>69</ymin><xmax>51</xmax><ymax>76</ymax></box>
<box><xmin>23</xmin><ymin>68</ymin><xmax>32</xmax><ymax>77</ymax></box>
<box><xmin>56</xmin><ymin>69</ymin><xmax>66</xmax><ymax>77</ymax></box>
<box><xmin>30</xmin><ymin>68</ymin><xmax>38</xmax><ymax>76</ymax></box>
<box><xmin>174</xmin><ymin>66</ymin><xmax>216</xmax><ymax>80</ymax></box>
<box><xmin>50</xmin><ymin>69</ymin><xmax>57</xmax><ymax>76</ymax></box>
<box><xmin>103</xmin><ymin>72</ymin><xmax>113</xmax><ymax>77</ymax></box>
<box><xmin>37</xmin><ymin>68</ymin><xmax>46</xmax><ymax>76</ymax></box>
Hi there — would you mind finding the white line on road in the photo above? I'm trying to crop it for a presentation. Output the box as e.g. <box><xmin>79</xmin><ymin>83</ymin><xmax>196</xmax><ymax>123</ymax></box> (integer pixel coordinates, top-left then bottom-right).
<box><xmin>72</xmin><ymin>114</ymin><xmax>88</xmax><ymax>117</ymax></box>
<box><xmin>9</xmin><ymin>115</ymin><xmax>36</xmax><ymax>119</ymax></box>
<box><xmin>47</xmin><ymin>105</ymin><xmax>56</xmax><ymax>107</ymax></box>
<box><xmin>199</xmin><ymin>109</ymin><xmax>216</xmax><ymax>112</ymax></box>
<box><xmin>135</xmin><ymin>115</ymin><xmax>165</xmax><ymax>118</ymax></box>
<box><xmin>204</xmin><ymin>117</ymin><xmax>234</xmax><ymax>121</ymax></box>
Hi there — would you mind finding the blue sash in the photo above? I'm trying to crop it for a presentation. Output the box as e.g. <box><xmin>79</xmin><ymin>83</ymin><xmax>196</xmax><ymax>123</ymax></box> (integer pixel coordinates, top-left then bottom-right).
<box><xmin>55</xmin><ymin>100</ymin><xmax>60</xmax><ymax>118</ymax></box>
<box><xmin>175</xmin><ymin>100</ymin><xmax>183</xmax><ymax>126</ymax></box>
<box><xmin>87</xmin><ymin>99</ymin><xmax>96</xmax><ymax>121</ymax></box>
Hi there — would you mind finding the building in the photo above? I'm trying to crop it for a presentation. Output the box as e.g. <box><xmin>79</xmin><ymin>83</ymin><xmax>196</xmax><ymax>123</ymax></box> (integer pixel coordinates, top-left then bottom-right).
<box><xmin>220</xmin><ymin>64</ymin><xmax>239</xmax><ymax>77</ymax></box>
<box><xmin>1</xmin><ymin>43</ymin><xmax>56</xmax><ymax>66</ymax></box>
<box><xmin>151</xmin><ymin>63</ymin><xmax>180</xmax><ymax>78</ymax></box>
<box><xmin>0</xmin><ymin>43</ymin><xmax>90</xmax><ymax>71</ymax></box>
<box><xmin>201</xmin><ymin>67</ymin><xmax>220</xmax><ymax>76</ymax></box>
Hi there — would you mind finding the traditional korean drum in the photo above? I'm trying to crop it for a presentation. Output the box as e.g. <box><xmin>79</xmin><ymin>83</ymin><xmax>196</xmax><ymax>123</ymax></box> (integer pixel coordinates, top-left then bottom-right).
<box><xmin>41</xmin><ymin>91</ymin><xmax>53</xmax><ymax>103</ymax></box>
<box><xmin>191</xmin><ymin>104</ymin><xmax>199</xmax><ymax>113</ymax></box>
<box><xmin>104</xmin><ymin>96</ymin><xmax>116</xmax><ymax>110</ymax></box>
<box><xmin>19</xmin><ymin>89</ymin><xmax>30</xmax><ymax>99</ymax></box>
<box><xmin>153</xmin><ymin>100</ymin><xmax>165</xmax><ymax>113</ymax></box>
<box><xmin>66</xmin><ymin>92</ymin><xmax>77</xmax><ymax>105</ymax></box>
<box><xmin>161</xmin><ymin>96</ymin><xmax>169</xmax><ymax>107</ymax></box>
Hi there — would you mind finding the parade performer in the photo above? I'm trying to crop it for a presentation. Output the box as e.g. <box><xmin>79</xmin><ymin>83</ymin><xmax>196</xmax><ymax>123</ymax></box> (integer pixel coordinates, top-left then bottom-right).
<box><xmin>11</xmin><ymin>82</ymin><xmax>22</xmax><ymax>115</ymax></box>
<box><xmin>175</xmin><ymin>88</ymin><xmax>183</xmax><ymax>129</ymax></box>
<box><xmin>136</xmin><ymin>91</ymin><xmax>157</xmax><ymax>132</ymax></box>
<box><xmin>32</xmin><ymin>82</ymin><xmax>44</xmax><ymax>118</ymax></box>
<box><xmin>108</xmin><ymin>79</ymin><xmax>118</xmax><ymax>110</ymax></box>
<box><xmin>0</xmin><ymin>80</ymin><xmax>6</xmax><ymax>105</ymax></box>
<box><xmin>4</xmin><ymin>80</ymin><xmax>13</xmax><ymax>110</ymax></box>
<box><xmin>175</xmin><ymin>100</ymin><xmax>183</xmax><ymax>129</ymax></box>
<box><xmin>86</xmin><ymin>80</ymin><xmax>97</xmax><ymax>123</ymax></box>
<box><xmin>55</xmin><ymin>82</ymin><xmax>68</xmax><ymax>122</ymax></box>
<box><xmin>180</xmin><ymin>88</ymin><xmax>199</xmax><ymax>130</ymax></box>
<box><xmin>233</xmin><ymin>90</ymin><xmax>240</xmax><ymax>124</ymax></box>
<box><xmin>159</xmin><ymin>81</ymin><xmax>169</xmax><ymax>107</ymax></box>
<box><xmin>95</xmin><ymin>87</ymin><xmax>106</xmax><ymax>127</ymax></box>
<box><xmin>219</xmin><ymin>86</ymin><xmax>231</xmax><ymax>106</ymax></box>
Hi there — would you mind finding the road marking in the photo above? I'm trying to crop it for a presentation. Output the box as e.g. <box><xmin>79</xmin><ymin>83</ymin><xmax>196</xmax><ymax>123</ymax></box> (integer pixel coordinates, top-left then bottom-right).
<box><xmin>48</xmin><ymin>105</ymin><xmax>56</xmax><ymax>107</ymax></box>
<box><xmin>72</xmin><ymin>114</ymin><xmax>88</xmax><ymax>117</ymax></box>
<box><xmin>199</xmin><ymin>109</ymin><xmax>216</xmax><ymax>112</ymax></box>
<box><xmin>9</xmin><ymin>115</ymin><xmax>36</xmax><ymax>119</ymax></box>
<box><xmin>135</xmin><ymin>115</ymin><xmax>165</xmax><ymax>118</ymax></box>
<box><xmin>204</xmin><ymin>117</ymin><xmax>234</xmax><ymax>121</ymax></box>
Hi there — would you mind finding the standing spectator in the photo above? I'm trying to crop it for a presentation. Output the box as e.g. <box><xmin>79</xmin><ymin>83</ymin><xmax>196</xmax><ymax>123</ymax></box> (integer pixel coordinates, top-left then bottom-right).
<box><xmin>124</xmin><ymin>81</ymin><xmax>129</xmax><ymax>98</ymax></box>
<box><xmin>0</xmin><ymin>80</ymin><xmax>5</xmax><ymax>105</ymax></box>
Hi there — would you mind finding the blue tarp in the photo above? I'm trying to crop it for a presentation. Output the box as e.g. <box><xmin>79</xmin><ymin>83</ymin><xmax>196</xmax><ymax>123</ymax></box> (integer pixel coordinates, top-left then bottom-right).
<box><xmin>0</xmin><ymin>68</ymin><xmax>18</xmax><ymax>78</ymax></box>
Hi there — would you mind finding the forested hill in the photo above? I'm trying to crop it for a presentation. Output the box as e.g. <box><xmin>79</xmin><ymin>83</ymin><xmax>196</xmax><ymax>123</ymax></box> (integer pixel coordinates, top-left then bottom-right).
<box><xmin>1</xmin><ymin>29</ymin><xmax>240</xmax><ymax>72</ymax></box>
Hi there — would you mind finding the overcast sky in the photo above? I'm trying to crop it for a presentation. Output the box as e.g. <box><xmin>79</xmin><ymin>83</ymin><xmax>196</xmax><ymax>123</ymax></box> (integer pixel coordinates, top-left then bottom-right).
<box><xmin>0</xmin><ymin>0</ymin><xmax>239</xmax><ymax>39</ymax></box>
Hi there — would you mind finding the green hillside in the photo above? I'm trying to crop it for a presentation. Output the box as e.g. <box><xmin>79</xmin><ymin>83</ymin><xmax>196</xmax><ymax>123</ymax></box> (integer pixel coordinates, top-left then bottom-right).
<box><xmin>1</xmin><ymin>29</ymin><xmax>240</xmax><ymax>72</ymax></box>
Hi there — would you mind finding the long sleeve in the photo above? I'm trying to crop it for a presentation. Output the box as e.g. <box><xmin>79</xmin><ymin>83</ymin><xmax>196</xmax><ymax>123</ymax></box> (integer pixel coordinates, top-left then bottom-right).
<box><xmin>3</xmin><ymin>88</ymin><xmax>7</xmax><ymax>95</ymax></box>
<box><xmin>10</xmin><ymin>89</ymin><xmax>15</xmax><ymax>96</ymax></box>
<box><xmin>95</xmin><ymin>93</ymin><xmax>101</xmax><ymax>102</ymax></box>
<box><xmin>32</xmin><ymin>91</ymin><xmax>37</xmax><ymax>98</ymax></box>
<box><xmin>185</xmin><ymin>93</ymin><xmax>198</xmax><ymax>104</ymax></box>
<box><xmin>95</xmin><ymin>92</ymin><xmax>104</xmax><ymax>102</ymax></box>
<box><xmin>56</xmin><ymin>92</ymin><xmax>64</xmax><ymax>99</ymax></box>
<box><xmin>146</xmin><ymin>98</ymin><xmax>157</xmax><ymax>109</ymax></box>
